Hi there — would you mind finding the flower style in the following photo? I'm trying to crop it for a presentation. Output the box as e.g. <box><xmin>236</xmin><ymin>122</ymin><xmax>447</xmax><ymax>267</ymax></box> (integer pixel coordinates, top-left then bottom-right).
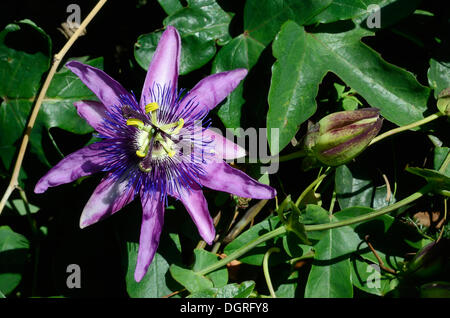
<box><xmin>34</xmin><ymin>26</ymin><xmax>276</xmax><ymax>282</ymax></box>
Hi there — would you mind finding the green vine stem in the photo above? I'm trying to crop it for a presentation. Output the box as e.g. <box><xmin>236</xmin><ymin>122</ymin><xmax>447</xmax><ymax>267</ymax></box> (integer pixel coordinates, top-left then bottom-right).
<box><xmin>369</xmin><ymin>112</ymin><xmax>443</xmax><ymax>146</ymax></box>
<box><xmin>263</xmin><ymin>247</ymin><xmax>280</xmax><ymax>298</ymax></box>
<box><xmin>198</xmin><ymin>183</ymin><xmax>434</xmax><ymax>276</ymax></box>
<box><xmin>305</xmin><ymin>183</ymin><xmax>433</xmax><ymax>231</ymax></box>
<box><xmin>277</xmin><ymin>149</ymin><xmax>308</xmax><ymax>162</ymax></box>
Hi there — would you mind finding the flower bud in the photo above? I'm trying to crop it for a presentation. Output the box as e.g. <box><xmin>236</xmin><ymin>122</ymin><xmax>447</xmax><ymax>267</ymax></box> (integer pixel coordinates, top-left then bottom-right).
<box><xmin>304</xmin><ymin>108</ymin><xmax>383</xmax><ymax>166</ymax></box>
<box><xmin>406</xmin><ymin>241</ymin><xmax>447</xmax><ymax>279</ymax></box>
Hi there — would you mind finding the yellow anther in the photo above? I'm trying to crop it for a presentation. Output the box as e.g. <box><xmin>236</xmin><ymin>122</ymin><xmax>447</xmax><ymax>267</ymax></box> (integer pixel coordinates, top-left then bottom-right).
<box><xmin>171</xmin><ymin>118</ymin><xmax>185</xmax><ymax>135</ymax></box>
<box><xmin>159</xmin><ymin>140</ymin><xmax>176</xmax><ymax>158</ymax></box>
<box><xmin>167</xmin><ymin>150</ymin><xmax>176</xmax><ymax>158</ymax></box>
<box><xmin>160</xmin><ymin>118</ymin><xmax>185</xmax><ymax>135</ymax></box>
<box><xmin>126</xmin><ymin>118</ymin><xmax>144</xmax><ymax>129</ymax></box>
<box><xmin>136</xmin><ymin>149</ymin><xmax>147</xmax><ymax>158</ymax></box>
<box><xmin>145</xmin><ymin>103</ymin><xmax>160</xmax><ymax>124</ymax></box>
<box><xmin>160</xmin><ymin>122</ymin><xmax>179</xmax><ymax>130</ymax></box>
<box><xmin>145</xmin><ymin>102</ymin><xmax>159</xmax><ymax>113</ymax></box>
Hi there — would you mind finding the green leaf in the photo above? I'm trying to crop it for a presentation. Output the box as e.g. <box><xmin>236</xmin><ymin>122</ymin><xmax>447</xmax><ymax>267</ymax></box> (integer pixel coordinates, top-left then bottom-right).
<box><xmin>227</xmin><ymin>280</ymin><xmax>256</xmax><ymax>298</ymax></box>
<box><xmin>267</xmin><ymin>21</ymin><xmax>326</xmax><ymax>153</ymax></box>
<box><xmin>267</xmin><ymin>21</ymin><xmax>430</xmax><ymax>153</ymax></box>
<box><xmin>192</xmin><ymin>249</ymin><xmax>228</xmax><ymax>288</ymax></box>
<box><xmin>0</xmin><ymin>226</ymin><xmax>30</xmax><ymax>295</ymax></box>
<box><xmin>334</xmin><ymin>207</ymin><xmax>405</xmax><ymax>271</ymax></box>
<box><xmin>122</xmin><ymin>235</ymin><xmax>182</xmax><ymax>298</ymax></box>
<box><xmin>5</xmin><ymin>199</ymin><xmax>39</xmax><ymax>216</ymax></box>
<box><xmin>304</xmin><ymin>207</ymin><xmax>375</xmax><ymax>298</ymax></box>
<box><xmin>211</xmin><ymin>35</ymin><xmax>265</xmax><ymax>129</ymax></box>
<box><xmin>310</xmin><ymin>0</ymin><xmax>420</xmax><ymax>26</ymax></box>
<box><xmin>434</xmin><ymin>147</ymin><xmax>450</xmax><ymax>177</ymax></box>
<box><xmin>186</xmin><ymin>288</ymin><xmax>217</xmax><ymax>298</ymax></box>
<box><xmin>304</xmin><ymin>205</ymin><xmax>405</xmax><ymax>296</ymax></box>
<box><xmin>302</xmin><ymin>204</ymin><xmax>331</xmax><ymax>225</ymax></box>
<box><xmin>304</xmin><ymin>226</ymin><xmax>354</xmax><ymax>298</ymax></box>
<box><xmin>157</xmin><ymin>0</ymin><xmax>183</xmax><ymax>15</ymax></box>
<box><xmin>275</xmin><ymin>271</ymin><xmax>299</xmax><ymax>297</ymax></box>
<box><xmin>0</xmin><ymin>21</ymin><xmax>99</xmax><ymax>167</ymax></box>
<box><xmin>1</xmin><ymin>57</ymin><xmax>99</xmax><ymax>168</ymax></box>
<box><xmin>114</xmin><ymin>208</ymin><xmax>183</xmax><ymax>298</ymax></box>
<box><xmin>406</xmin><ymin>167</ymin><xmax>450</xmax><ymax>190</ymax></box>
<box><xmin>335</xmin><ymin>164</ymin><xmax>374</xmax><ymax>209</ymax></box>
<box><xmin>243</xmin><ymin>0</ymin><xmax>333</xmax><ymax>46</ymax></box>
<box><xmin>135</xmin><ymin>0</ymin><xmax>231</xmax><ymax>75</ymax></box>
<box><xmin>437</xmin><ymin>90</ymin><xmax>450</xmax><ymax>116</ymax></box>
<box><xmin>313</xmin><ymin>25</ymin><xmax>430</xmax><ymax>125</ymax></box>
<box><xmin>214</xmin><ymin>0</ymin><xmax>333</xmax><ymax>131</ymax></box>
<box><xmin>223</xmin><ymin>215</ymin><xmax>282</xmax><ymax>266</ymax></box>
<box><xmin>372</xmin><ymin>184</ymin><xmax>396</xmax><ymax>210</ymax></box>
<box><xmin>286</xmin><ymin>211</ymin><xmax>311</xmax><ymax>245</ymax></box>
<box><xmin>188</xmin><ymin>281</ymin><xmax>256</xmax><ymax>298</ymax></box>
<box><xmin>135</xmin><ymin>31</ymin><xmax>217</xmax><ymax>76</ymax></box>
<box><xmin>165</xmin><ymin>0</ymin><xmax>232</xmax><ymax>45</ymax></box>
<box><xmin>350</xmin><ymin>257</ymin><xmax>395</xmax><ymax>296</ymax></box>
<box><xmin>170</xmin><ymin>264</ymin><xmax>214</xmax><ymax>293</ymax></box>
<box><xmin>428</xmin><ymin>59</ymin><xmax>450</xmax><ymax>99</ymax></box>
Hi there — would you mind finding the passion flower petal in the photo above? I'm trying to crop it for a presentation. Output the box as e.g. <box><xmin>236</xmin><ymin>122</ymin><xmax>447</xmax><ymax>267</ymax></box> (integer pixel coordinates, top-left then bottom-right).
<box><xmin>134</xmin><ymin>191</ymin><xmax>165</xmax><ymax>282</ymax></box>
<box><xmin>34</xmin><ymin>142</ymin><xmax>109</xmax><ymax>194</ymax></box>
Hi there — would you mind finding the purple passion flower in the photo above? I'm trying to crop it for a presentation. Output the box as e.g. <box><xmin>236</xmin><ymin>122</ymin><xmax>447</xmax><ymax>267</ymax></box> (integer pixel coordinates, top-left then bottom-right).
<box><xmin>34</xmin><ymin>26</ymin><xmax>276</xmax><ymax>282</ymax></box>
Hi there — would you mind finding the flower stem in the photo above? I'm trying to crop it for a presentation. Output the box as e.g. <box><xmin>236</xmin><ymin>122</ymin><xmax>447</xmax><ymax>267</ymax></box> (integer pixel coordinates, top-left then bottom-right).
<box><xmin>0</xmin><ymin>0</ymin><xmax>108</xmax><ymax>216</ymax></box>
<box><xmin>244</xmin><ymin>149</ymin><xmax>308</xmax><ymax>164</ymax></box>
<box><xmin>369</xmin><ymin>112</ymin><xmax>443</xmax><ymax>146</ymax></box>
<box><xmin>277</xmin><ymin>149</ymin><xmax>308</xmax><ymax>162</ymax></box>
<box><xmin>303</xmin><ymin>183</ymin><xmax>433</xmax><ymax>231</ymax></box>
<box><xmin>197</xmin><ymin>183</ymin><xmax>432</xmax><ymax>276</ymax></box>
<box><xmin>289</xmin><ymin>250</ymin><xmax>315</xmax><ymax>265</ymax></box>
<box><xmin>263</xmin><ymin>247</ymin><xmax>280</xmax><ymax>298</ymax></box>
<box><xmin>196</xmin><ymin>226</ymin><xmax>287</xmax><ymax>276</ymax></box>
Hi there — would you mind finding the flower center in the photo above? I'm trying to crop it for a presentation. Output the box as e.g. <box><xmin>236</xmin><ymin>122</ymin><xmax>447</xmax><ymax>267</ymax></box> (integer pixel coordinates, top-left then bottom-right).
<box><xmin>126</xmin><ymin>102</ymin><xmax>185</xmax><ymax>172</ymax></box>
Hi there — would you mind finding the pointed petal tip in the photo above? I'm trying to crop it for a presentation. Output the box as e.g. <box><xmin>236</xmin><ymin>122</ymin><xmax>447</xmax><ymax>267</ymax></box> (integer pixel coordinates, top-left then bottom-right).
<box><xmin>203</xmin><ymin>232</ymin><xmax>215</xmax><ymax>246</ymax></box>
<box><xmin>140</xmin><ymin>24</ymin><xmax>181</xmax><ymax>109</ymax></box>
<box><xmin>164</xmin><ymin>25</ymin><xmax>178</xmax><ymax>34</ymax></box>
<box><xmin>200</xmin><ymin>162</ymin><xmax>277</xmax><ymax>200</ymax></box>
<box><xmin>270</xmin><ymin>187</ymin><xmax>277</xmax><ymax>198</ymax></box>
<box><xmin>235</xmin><ymin>67</ymin><xmax>248</xmax><ymax>78</ymax></box>
<box><xmin>134</xmin><ymin>269</ymin><xmax>145</xmax><ymax>283</ymax></box>
<box><xmin>33</xmin><ymin>182</ymin><xmax>47</xmax><ymax>194</ymax></box>
<box><xmin>79</xmin><ymin>216</ymin><xmax>90</xmax><ymax>229</ymax></box>
<box><xmin>65</xmin><ymin>60</ymin><xmax>82</xmax><ymax>70</ymax></box>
